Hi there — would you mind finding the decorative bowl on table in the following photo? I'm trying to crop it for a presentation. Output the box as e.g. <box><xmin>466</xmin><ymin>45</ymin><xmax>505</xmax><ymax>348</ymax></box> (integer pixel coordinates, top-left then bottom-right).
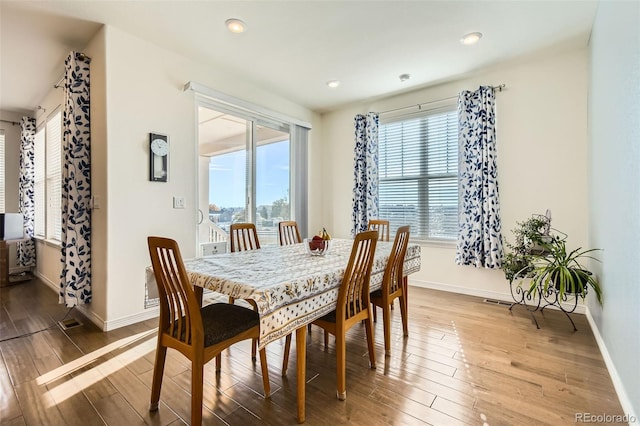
<box><xmin>303</xmin><ymin>237</ymin><xmax>332</xmax><ymax>256</ymax></box>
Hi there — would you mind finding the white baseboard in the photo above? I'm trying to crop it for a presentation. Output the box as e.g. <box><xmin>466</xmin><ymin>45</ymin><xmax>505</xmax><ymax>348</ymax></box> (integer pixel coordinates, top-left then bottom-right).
<box><xmin>33</xmin><ymin>271</ymin><xmax>159</xmax><ymax>331</ymax></box>
<box><xmin>102</xmin><ymin>307</ymin><xmax>159</xmax><ymax>331</ymax></box>
<box><xmin>585</xmin><ymin>308</ymin><xmax>638</xmax><ymax>423</ymax></box>
<box><xmin>410</xmin><ymin>279</ymin><xmax>586</xmax><ymax>314</ymax></box>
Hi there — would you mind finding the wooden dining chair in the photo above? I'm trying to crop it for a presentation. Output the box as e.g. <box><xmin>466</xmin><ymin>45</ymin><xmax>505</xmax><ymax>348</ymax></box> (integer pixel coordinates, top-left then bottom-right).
<box><xmin>229</xmin><ymin>222</ymin><xmax>261</xmax><ymax>252</ymax></box>
<box><xmin>147</xmin><ymin>236</ymin><xmax>270</xmax><ymax>425</ymax></box>
<box><xmin>368</xmin><ymin>219</ymin><xmax>390</xmax><ymax>242</ymax></box>
<box><xmin>282</xmin><ymin>230</ymin><xmax>378</xmax><ymax>400</ymax></box>
<box><xmin>370</xmin><ymin>225</ymin><xmax>410</xmax><ymax>356</ymax></box>
<box><xmin>278</xmin><ymin>220</ymin><xmax>302</xmax><ymax>246</ymax></box>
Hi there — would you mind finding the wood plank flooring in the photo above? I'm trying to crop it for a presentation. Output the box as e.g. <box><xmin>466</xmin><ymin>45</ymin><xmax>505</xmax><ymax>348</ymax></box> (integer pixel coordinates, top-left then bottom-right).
<box><xmin>1</xmin><ymin>278</ymin><xmax>624</xmax><ymax>425</ymax></box>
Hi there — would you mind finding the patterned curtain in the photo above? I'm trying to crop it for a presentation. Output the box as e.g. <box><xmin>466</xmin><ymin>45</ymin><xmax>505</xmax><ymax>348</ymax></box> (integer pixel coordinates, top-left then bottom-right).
<box><xmin>352</xmin><ymin>112</ymin><xmax>379</xmax><ymax>236</ymax></box>
<box><xmin>17</xmin><ymin>117</ymin><xmax>36</xmax><ymax>267</ymax></box>
<box><xmin>60</xmin><ymin>52</ymin><xmax>91</xmax><ymax>307</ymax></box>
<box><xmin>455</xmin><ymin>86</ymin><xmax>503</xmax><ymax>268</ymax></box>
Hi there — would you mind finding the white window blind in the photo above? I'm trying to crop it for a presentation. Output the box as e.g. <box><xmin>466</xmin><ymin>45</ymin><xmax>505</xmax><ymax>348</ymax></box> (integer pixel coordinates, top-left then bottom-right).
<box><xmin>34</xmin><ymin>127</ymin><xmax>46</xmax><ymax>237</ymax></box>
<box><xmin>378</xmin><ymin>107</ymin><xmax>458</xmax><ymax>241</ymax></box>
<box><xmin>46</xmin><ymin>111</ymin><xmax>62</xmax><ymax>241</ymax></box>
<box><xmin>0</xmin><ymin>130</ymin><xmax>5</xmax><ymax>213</ymax></box>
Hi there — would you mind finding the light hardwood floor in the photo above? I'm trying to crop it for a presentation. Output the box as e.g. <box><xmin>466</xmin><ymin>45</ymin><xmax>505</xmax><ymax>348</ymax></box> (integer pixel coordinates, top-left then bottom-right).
<box><xmin>1</xmin><ymin>278</ymin><xmax>624</xmax><ymax>425</ymax></box>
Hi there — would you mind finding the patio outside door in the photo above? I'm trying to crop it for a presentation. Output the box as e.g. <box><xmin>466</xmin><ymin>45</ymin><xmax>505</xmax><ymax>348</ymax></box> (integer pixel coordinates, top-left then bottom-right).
<box><xmin>197</xmin><ymin>105</ymin><xmax>291</xmax><ymax>248</ymax></box>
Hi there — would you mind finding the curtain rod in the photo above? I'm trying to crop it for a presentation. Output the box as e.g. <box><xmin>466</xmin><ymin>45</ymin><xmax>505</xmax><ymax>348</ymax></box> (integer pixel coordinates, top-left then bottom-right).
<box><xmin>53</xmin><ymin>53</ymin><xmax>92</xmax><ymax>88</ymax></box>
<box><xmin>0</xmin><ymin>119</ymin><xmax>20</xmax><ymax>126</ymax></box>
<box><xmin>380</xmin><ymin>83</ymin><xmax>505</xmax><ymax>115</ymax></box>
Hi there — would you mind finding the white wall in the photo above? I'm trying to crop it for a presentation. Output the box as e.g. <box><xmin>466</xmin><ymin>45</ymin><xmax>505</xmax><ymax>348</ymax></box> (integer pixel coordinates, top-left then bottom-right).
<box><xmin>32</xmin><ymin>24</ymin><xmax>321</xmax><ymax>329</ymax></box>
<box><xmin>96</xmin><ymin>26</ymin><xmax>319</xmax><ymax>328</ymax></box>
<box><xmin>588</xmin><ymin>0</ymin><xmax>640</xmax><ymax>417</ymax></box>
<box><xmin>319</xmin><ymin>48</ymin><xmax>590</xmax><ymax>300</ymax></box>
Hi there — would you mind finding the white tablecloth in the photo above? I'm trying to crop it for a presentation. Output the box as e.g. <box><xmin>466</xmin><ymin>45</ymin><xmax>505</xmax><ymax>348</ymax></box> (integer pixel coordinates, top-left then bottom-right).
<box><xmin>183</xmin><ymin>239</ymin><xmax>421</xmax><ymax>348</ymax></box>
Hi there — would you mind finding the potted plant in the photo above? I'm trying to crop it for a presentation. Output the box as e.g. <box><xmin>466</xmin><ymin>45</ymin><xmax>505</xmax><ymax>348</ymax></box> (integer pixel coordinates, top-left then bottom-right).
<box><xmin>503</xmin><ymin>212</ymin><xmax>603</xmax><ymax>306</ymax></box>
<box><xmin>502</xmin><ymin>215</ymin><xmax>551</xmax><ymax>281</ymax></box>
<box><xmin>527</xmin><ymin>237</ymin><xmax>603</xmax><ymax>304</ymax></box>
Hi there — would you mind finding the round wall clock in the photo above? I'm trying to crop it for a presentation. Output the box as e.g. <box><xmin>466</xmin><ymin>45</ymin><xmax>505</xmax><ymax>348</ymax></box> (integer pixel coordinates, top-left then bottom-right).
<box><xmin>149</xmin><ymin>133</ymin><xmax>169</xmax><ymax>182</ymax></box>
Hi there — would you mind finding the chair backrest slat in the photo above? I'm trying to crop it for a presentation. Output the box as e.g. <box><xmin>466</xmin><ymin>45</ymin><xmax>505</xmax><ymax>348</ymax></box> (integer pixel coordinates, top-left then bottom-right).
<box><xmin>368</xmin><ymin>219</ymin><xmax>390</xmax><ymax>242</ymax></box>
<box><xmin>384</xmin><ymin>226</ymin><xmax>410</xmax><ymax>296</ymax></box>
<box><xmin>278</xmin><ymin>221</ymin><xmax>302</xmax><ymax>246</ymax></box>
<box><xmin>337</xmin><ymin>230</ymin><xmax>378</xmax><ymax>320</ymax></box>
<box><xmin>148</xmin><ymin>237</ymin><xmax>203</xmax><ymax>347</ymax></box>
<box><xmin>230</xmin><ymin>223</ymin><xmax>261</xmax><ymax>252</ymax></box>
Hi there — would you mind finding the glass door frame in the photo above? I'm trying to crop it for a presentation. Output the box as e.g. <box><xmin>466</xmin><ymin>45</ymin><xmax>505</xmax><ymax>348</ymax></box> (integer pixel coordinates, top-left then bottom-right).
<box><xmin>193</xmin><ymin>90</ymin><xmax>310</xmax><ymax>251</ymax></box>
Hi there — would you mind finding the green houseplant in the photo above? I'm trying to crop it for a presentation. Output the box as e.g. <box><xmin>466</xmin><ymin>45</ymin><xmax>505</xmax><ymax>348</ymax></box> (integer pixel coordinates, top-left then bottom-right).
<box><xmin>503</xmin><ymin>213</ymin><xmax>603</xmax><ymax>305</ymax></box>
<box><xmin>527</xmin><ymin>237</ymin><xmax>603</xmax><ymax>304</ymax></box>
<box><xmin>502</xmin><ymin>215</ymin><xmax>551</xmax><ymax>281</ymax></box>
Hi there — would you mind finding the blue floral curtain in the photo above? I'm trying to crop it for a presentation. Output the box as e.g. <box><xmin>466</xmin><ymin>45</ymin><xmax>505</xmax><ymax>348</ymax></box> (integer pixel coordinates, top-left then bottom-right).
<box><xmin>455</xmin><ymin>86</ymin><xmax>503</xmax><ymax>268</ymax></box>
<box><xmin>352</xmin><ymin>112</ymin><xmax>379</xmax><ymax>236</ymax></box>
<box><xmin>17</xmin><ymin>117</ymin><xmax>36</xmax><ymax>267</ymax></box>
<box><xmin>60</xmin><ymin>52</ymin><xmax>92</xmax><ymax>307</ymax></box>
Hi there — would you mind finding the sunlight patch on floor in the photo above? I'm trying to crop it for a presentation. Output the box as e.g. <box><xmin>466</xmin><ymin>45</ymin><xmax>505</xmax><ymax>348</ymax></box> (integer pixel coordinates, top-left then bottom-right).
<box><xmin>36</xmin><ymin>329</ymin><xmax>157</xmax><ymax>406</ymax></box>
<box><xmin>451</xmin><ymin>320</ymin><xmax>490</xmax><ymax>426</ymax></box>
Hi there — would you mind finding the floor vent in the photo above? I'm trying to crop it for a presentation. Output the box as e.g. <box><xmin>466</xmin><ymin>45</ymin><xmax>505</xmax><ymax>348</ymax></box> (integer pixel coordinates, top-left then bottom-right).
<box><xmin>483</xmin><ymin>298</ymin><xmax>512</xmax><ymax>306</ymax></box>
<box><xmin>59</xmin><ymin>318</ymin><xmax>83</xmax><ymax>330</ymax></box>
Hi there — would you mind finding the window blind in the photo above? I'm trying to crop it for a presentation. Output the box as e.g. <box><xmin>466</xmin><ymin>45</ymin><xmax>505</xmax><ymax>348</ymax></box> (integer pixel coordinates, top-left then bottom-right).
<box><xmin>34</xmin><ymin>127</ymin><xmax>45</xmax><ymax>237</ymax></box>
<box><xmin>0</xmin><ymin>130</ymin><xmax>5</xmax><ymax>213</ymax></box>
<box><xmin>46</xmin><ymin>111</ymin><xmax>62</xmax><ymax>241</ymax></box>
<box><xmin>378</xmin><ymin>108</ymin><xmax>458</xmax><ymax>241</ymax></box>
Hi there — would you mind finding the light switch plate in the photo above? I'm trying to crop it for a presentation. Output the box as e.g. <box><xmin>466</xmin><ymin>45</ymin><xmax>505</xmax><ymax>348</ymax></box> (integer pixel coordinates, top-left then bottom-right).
<box><xmin>173</xmin><ymin>196</ymin><xmax>185</xmax><ymax>209</ymax></box>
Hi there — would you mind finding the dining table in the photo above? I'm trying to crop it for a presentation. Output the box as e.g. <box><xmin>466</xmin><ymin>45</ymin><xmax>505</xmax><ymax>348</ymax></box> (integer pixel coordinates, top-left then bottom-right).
<box><xmin>183</xmin><ymin>237</ymin><xmax>421</xmax><ymax>423</ymax></box>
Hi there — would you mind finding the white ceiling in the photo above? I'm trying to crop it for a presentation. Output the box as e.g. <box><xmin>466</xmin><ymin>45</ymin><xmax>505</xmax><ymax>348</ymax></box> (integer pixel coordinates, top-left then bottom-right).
<box><xmin>1</xmin><ymin>1</ymin><xmax>599</xmax><ymax>116</ymax></box>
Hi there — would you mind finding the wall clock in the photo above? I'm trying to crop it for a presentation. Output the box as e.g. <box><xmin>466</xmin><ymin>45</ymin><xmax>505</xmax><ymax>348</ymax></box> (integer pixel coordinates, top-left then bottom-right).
<box><xmin>149</xmin><ymin>133</ymin><xmax>169</xmax><ymax>182</ymax></box>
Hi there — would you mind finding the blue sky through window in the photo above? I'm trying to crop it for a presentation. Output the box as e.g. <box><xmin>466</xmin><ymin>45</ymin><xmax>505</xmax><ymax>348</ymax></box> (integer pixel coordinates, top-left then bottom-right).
<box><xmin>209</xmin><ymin>140</ymin><xmax>289</xmax><ymax>208</ymax></box>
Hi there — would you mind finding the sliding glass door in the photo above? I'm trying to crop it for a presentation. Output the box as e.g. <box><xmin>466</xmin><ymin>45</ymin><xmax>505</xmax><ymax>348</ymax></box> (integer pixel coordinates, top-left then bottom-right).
<box><xmin>197</xmin><ymin>105</ymin><xmax>291</xmax><ymax>247</ymax></box>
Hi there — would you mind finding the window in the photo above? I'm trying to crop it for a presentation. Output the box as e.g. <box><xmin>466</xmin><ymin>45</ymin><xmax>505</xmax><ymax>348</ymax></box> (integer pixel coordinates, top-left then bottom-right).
<box><xmin>34</xmin><ymin>109</ymin><xmax>62</xmax><ymax>241</ymax></box>
<box><xmin>378</xmin><ymin>107</ymin><xmax>458</xmax><ymax>241</ymax></box>
<box><xmin>0</xmin><ymin>129</ymin><xmax>5</xmax><ymax>213</ymax></box>
<box><xmin>199</xmin><ymin>106</ymin><xmax>291</xmax><ymax>246</ymax></box>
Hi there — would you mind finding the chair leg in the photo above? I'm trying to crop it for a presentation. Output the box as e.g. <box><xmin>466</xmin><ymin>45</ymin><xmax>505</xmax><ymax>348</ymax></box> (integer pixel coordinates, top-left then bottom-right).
<box><xmin>149</xmin><ymin>344</ymin><xmax>167</xmax><ymax>411</ymax></box>
<box><xmin>364</xmin><ymin>315</ymin><xmax>377</xmax><ymax>368</ymax></box>
<box><xmin>248</xmin><ymin>299</ymin><xmax>258</xmax><ymax>361</ymax></box>
<box><xmin>401</xmin><ymin>276</ymin><xmax>409</xmax><ymax>337</ymax></box>
<box><xmin>399</xmin><ymin>293</ymin><xmax>409</xmax><ymax>337</ymax></box>
<box><xmin>259</xmin><ymin>348</ymin><xmax>271</xmax><ymax>398</ymax></box>
<box><xmin>372</xmin><ymin>303</ymin><xmax>378</xmax><ymax>322</ymax></box>
<box><xmin>215</xmin><ymin>354</ymin><xmax>222</xmax><ymax>372</ymax></box>
<box><xmin>382</xmin><ymin>302</ymin><xmax>392</xmax><ymax>356</ymax></box>
<box><xmin>191</xmin><ymin>361</ymin><xmax>204</xmax><ymax>426</ymax></box>
<box><xmin>335</xmin><ymin>332</ymin><xmax>347</xmax><ymax>401</ymax></box>
<box><xmin>324</xmin><ymin>330</ymin><xmax>329</xmax><ymax>349</ymax></box>
<box><xmin>252</xmin><ymin>338</ymin><xmax>257</xmax><ymax>362</ymax></box>
<box><xmin>282</xmin><ymin>334</ymin><xmax>292</xmax><ymax>376</ymax></box>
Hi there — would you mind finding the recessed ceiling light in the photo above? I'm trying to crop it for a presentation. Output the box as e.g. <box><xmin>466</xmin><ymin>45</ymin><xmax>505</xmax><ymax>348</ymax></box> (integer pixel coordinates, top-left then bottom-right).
<box><xmin>326</xmin><ymin>80</ymin><xmax>340</xmax><ymax>88</ymax></box>
<box><xmin>399</xmin><ymin>73</ymin><xmax>411</xmax><ymax>82</ymax></box>
<box><xmin>460</xmin><ymin>32</ymin><xmax>483</xmax><ymax>45</ymax></box>
<box><xmin>226</xmin><ymin>18</ymin><xmax>247</xmax><ymax>34</ymax></box>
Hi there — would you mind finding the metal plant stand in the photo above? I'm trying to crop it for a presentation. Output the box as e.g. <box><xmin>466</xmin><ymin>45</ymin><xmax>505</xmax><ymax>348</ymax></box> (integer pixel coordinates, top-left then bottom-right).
<box><xmin>509</xmin><ymin>276</ymin><xmax>583</xmax><ymax>331</ymax></box>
